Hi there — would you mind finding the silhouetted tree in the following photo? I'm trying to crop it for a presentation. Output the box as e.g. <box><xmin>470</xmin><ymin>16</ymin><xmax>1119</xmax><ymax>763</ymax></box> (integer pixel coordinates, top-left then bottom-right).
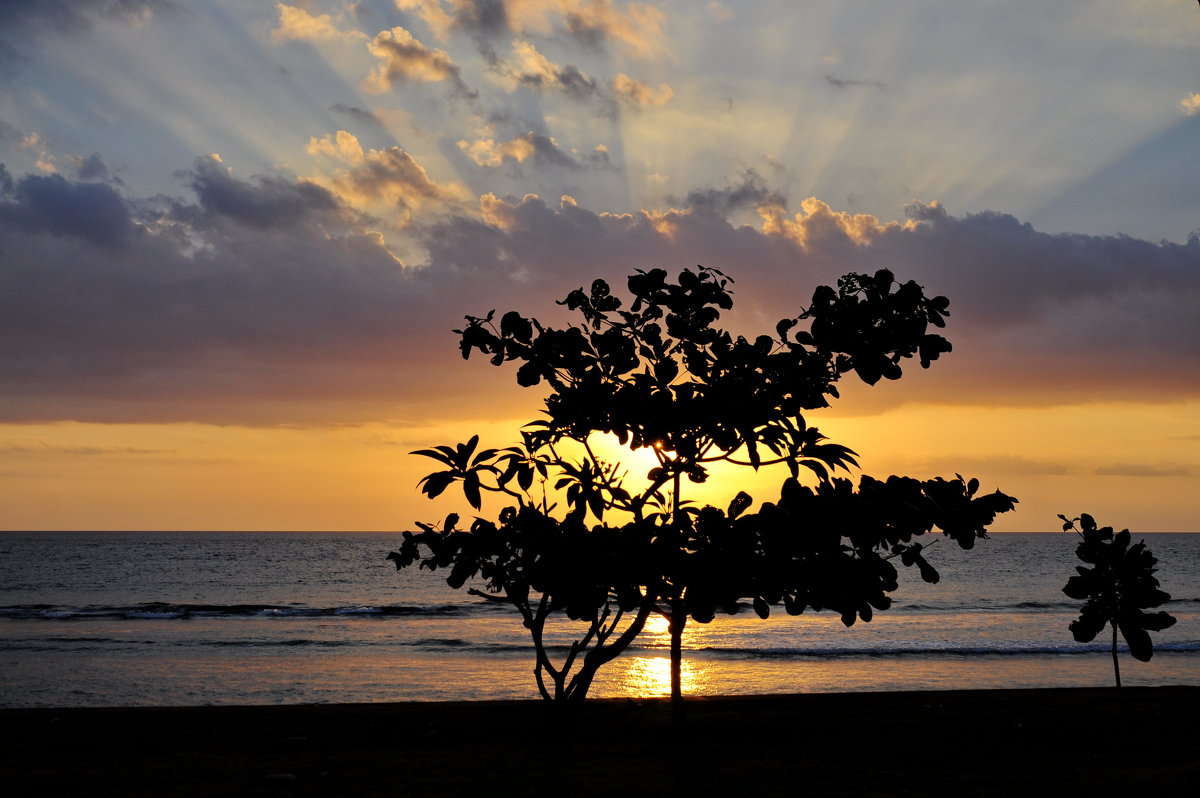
<box><xmin>390</xmin><ymin>267</ymin><xmax>1017</xmax><ymax>703</ymax></box>
<box><xmin>1059</xmin><ymin>513</ymin><xmax>1176</xmax><ymax>687</ymax></box>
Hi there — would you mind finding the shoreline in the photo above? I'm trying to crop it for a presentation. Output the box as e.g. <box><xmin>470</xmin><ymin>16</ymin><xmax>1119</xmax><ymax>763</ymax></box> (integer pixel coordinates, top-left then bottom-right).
<box><xmin>3</xmin><ymin>687</ymin><xmax>1197</xmax><ymax>796</ymax></box>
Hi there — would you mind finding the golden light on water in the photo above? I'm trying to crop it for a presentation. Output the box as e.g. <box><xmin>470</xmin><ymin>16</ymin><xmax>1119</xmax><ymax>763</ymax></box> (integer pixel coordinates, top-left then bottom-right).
<box><xmin>610</xmin><ymin>613</ymin><xmax>711</xmax><ymax>697</ymax></box>
<box><xmin>620</xmin><ymin>656</ymin><xmax>677</xmax><ymax>697</ymax></box>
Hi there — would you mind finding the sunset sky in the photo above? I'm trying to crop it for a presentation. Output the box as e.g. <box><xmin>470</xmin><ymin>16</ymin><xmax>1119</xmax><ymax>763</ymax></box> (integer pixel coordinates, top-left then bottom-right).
<box><xmin>1</xmin><ymin>0</ymin><xmax>1198</xmax><ymax>532</ymax></box>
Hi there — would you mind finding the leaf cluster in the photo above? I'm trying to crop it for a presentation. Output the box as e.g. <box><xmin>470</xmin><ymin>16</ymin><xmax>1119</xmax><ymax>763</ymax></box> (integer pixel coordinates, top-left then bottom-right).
<box><xmin>622</xmin><ymin>473</ymin><xmax>1015</xmax><ymax>628</ymax></box>
<box><xmin>450</xmin><ymin>267</ymin><xmax>950</xmax><ymax>491</ymax></box>
<box><xmin>1059</xmin><ymin>513</ymin><xmax>1176</xmax><ymax>662</ymax></box>
<box><xmin>388</xmin><ymin>506</ymin><xmax>652</xmax><ymax>621</ymax></box>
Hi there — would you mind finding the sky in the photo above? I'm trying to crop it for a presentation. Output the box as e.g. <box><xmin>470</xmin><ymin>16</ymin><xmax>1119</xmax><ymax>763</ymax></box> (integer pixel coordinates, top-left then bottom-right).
<box><xmin>0</xmin><ymin>0</ymin><xmax>1198</xmax><ymax>532</ymax></box>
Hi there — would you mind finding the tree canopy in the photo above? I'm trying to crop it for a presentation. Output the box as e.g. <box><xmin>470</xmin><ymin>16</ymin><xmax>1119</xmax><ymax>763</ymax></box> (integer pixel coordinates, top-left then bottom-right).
<box><xmin>390</xmin><ymin>267</ymin><xmax>1017</xmax><ymax>702</ymax></box>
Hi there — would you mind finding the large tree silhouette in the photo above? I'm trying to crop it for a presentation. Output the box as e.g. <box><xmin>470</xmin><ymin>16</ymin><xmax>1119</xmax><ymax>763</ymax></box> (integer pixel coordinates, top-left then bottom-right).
<box><xmin>391</xmin><ymin>267</ymin><xmax>1017</xmax><ymax>702</ymax></box>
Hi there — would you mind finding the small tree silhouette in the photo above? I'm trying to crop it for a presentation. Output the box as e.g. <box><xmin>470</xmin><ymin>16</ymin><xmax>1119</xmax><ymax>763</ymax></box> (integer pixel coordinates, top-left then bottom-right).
<box><xmin>390</xmin><ymin>267</ymin><xmax>1017</xmax><ymax>702</ymax></box>
<box><xmin>1059</xmin><ymin>513</ymin><xmax>1176</xmax><ymax>687</ymax></box>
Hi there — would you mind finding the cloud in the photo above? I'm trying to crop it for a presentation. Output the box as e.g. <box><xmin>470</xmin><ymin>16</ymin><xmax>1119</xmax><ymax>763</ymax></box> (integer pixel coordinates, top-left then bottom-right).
<box><xmin>1181</xmin><ymin>93</ymin><xmax>1200</xmax><ymax>116</ymax></box>
<box><xmin>181</xmin><ymin>155</ymin><xmax>345</xmax><ymax>232</ymax></box>
<box><xmin>2</xmin><ymin>156</ymin><xmax>1198</xmax><ymax>426</ymax></box>
<box><xmin>0</xmin><ymin>0</ymin><xmax>173</xmax><ymax>38</ymax></box>
<box><xmin>70</xmin><ymin>153</ymin><xmax>117</xmax><ymax>183</ymax></box>
<box><xmin>18</xmin><ymin>131</ymin><xmax>58</xmax><ymax>174</ymax></box>
<box><xmin>516</xmin><ymin>0</ymin><xmax>668</xmax><ymax>59</ymax></box>
<box><xmin>459</xmin><ymin>132</ymin><xmax>542</xmax><ymax>166</ymax></box>
<box><xmin>0</xmin><ymin>160</ymin><xmax>440</xmax><ymax>424</ymax></box>
<box><xmin>397</xmin><ymin>0</ymin><xmax>509</xmax><ymax>43</ymax></box>
<box><xmin>400</xmin><ymin>0</ymin><xmax>668</xmax><ymax>59</ymax></box>
<box><xmin>1094</xmin><ymin>463</ymin><xmax>1192</xmax><ymax>478</ymax></box>
<box><xmin>306</xmin><ymin>131</ymin><xmax>466</xmax><ymax>222</ymax></box>
<box><xmin>457</xmin><ymin>131</ymin><xmax>608</xmax><ymax>170</ymax></box>
<box><xmin>421</xmin><ymin>192</ymin><xmax>1200</xmax><ymax>410</ymax></box>
<box><xmin>272</xmin><ymin>3</ymin><xmax>364</xmax><ymax>42</ymax></box>
<box><xmin>492</xmin><ymin>40</ymin><xmax>602</xmax><ymax>102</ymax></box>
<box><xmin>923</xmin><ymin>455</ymin><xmax>1071</xmax><ymax>476</ymax></box>
<box><xmin>331</xmin><ymin>104</ymin><xmax>386</xmax><ymax>130</ymax></box>
<box><xmin>0</xmin><ymin>441</ymin><xmax>169</xmax><ymax>456</ymax></box>
<box><xmin>363</xmin><ymin>26</ymin><xmax>473</xmax><ymax>96</ymax></box>
<box><xmin>612</xmin><ymin>73</ymin><xmax>673</xmax><ymax>108</ymax></box>
<box><xmin>825</xmin><ymin>74</ymin><xmax>887</xmax><ymax>91</ymax></box>
<box><xmin>0</xmin><ymin>171</ymin><xmax>134</xmax><ymax>245</ymax></box>
<box><xmin>672</xmin><ymin>169</ymin><xmax>785</xmax><ymax>218</ymax></box>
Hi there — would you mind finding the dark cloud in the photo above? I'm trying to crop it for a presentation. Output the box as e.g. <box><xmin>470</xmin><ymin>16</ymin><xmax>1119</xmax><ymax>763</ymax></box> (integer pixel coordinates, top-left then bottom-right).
<box><xmin>180</xmin><ymin>156</ymin><xmax>343</xmax><ymax>231</ymax></box>
<box><xmin>0</xmin><ymin>0</ymin><xmax>176</xmax><ymax>73</ymax></box>
<box><xmin>825</xmin><ymin>74</ymin><xmax>888</xmax><ymax>91</ymax></box>
<box><xmin>522</xmin><ymin>61</ymin><xmax>599</xmax><ymax>102</ymax></box>
<box><xmin>1</xmin><ymin>159</ymin><xmax>1197</xmax><ymax>425</ymax></box>
<box><xmin>0</xmin><ymin>172</ymin><xmax>133</xmax><ymax>245</ymax></box>
<box><xmin>71</xmin><ymin>152</ymin><xmax>117</xmax><ymax>183</ymax></box>
<box><xmin>492</xmin><ymin>41</ymin><xmax>612</xmax><ymax>111</ymax></box>
<box><xmin>673</xmin><ymin>169</ymin><xmax>786</xmax><ymax>218</ymax></box>
<box><xmin>331</xmin><ymin>103</ymin><xmax>384</xmax><ymax>129</ymax></box>
<box><xmin>436</xmin><ymin>0</ymin><xmax>509</xmax><ymax>39</ymax></box>
<box><xmin>563</xmin><ymin>12</ymin><xmax>607</xmax><ymax>51</ymax></box>
<box><xmin>523</xmin><ymin>133</ymin><xmax>582</xmax><ymax>170</ymax></box>
<box><xmin>0</xmin><ymin>0</ymin><xmax>175</xmax><ymax>37</ymax></box>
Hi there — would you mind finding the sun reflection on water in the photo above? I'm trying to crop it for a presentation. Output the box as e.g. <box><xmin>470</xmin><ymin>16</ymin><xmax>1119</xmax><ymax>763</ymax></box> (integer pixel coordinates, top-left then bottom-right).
<box><xmin>612</xmin><ymin>613</ymin><xmax>711</xmax><ymax>697</ymax></box>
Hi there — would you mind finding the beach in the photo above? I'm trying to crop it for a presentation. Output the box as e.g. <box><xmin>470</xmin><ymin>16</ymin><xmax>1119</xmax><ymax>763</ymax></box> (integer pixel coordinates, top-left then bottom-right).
<box><xmin>3</xmin><ymin>687</ymin><xmax>1197</xmax><ymax>796</ymax></box>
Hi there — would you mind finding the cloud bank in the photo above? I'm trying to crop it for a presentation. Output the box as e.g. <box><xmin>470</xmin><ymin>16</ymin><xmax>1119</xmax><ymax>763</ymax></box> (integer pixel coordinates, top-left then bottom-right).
<box><xmin>1</xmin><ymin>158</ymin><xmax>1197</xmax><ymax>425</ymax></box>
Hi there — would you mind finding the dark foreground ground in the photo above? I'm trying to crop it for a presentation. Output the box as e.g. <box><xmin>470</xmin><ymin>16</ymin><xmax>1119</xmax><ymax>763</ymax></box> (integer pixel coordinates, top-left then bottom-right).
<box><xmin>2</xmin><ymin>687</ymin><xmax>1197</xmax><ymax>797</ymax></box>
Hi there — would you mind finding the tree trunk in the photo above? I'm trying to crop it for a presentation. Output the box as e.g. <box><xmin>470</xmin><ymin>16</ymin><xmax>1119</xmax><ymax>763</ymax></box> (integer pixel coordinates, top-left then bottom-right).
<box><xmin>669</xmin><ymin>600</ymin><xmax>685</xmax><ymax>705</ymax></box>
<box><xmin>1112</xmin><ymin>623</ymin><xmax>1122</xmax><ymax>688</ymax></box>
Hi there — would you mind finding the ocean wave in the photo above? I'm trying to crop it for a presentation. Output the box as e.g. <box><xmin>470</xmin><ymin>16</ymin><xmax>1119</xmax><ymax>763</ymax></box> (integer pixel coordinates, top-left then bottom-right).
<box><xmin>399</xmin><ymin>638</ymin><xmax>531</xmax><ymax>654</ymax></box>
<box><xmin>1</xmin><ymin>595</ymin><xmax>1194</xmax><ymax>623</ymax></box>
<box><xmin>696</xmin><ymin>641</ymin><xmax>1200</xmax><ymax>658</ymax></box>
<box><xmin>0</xmin><ymin>602</ymin><xmax>474</xmax><ymax>621</ymax></box>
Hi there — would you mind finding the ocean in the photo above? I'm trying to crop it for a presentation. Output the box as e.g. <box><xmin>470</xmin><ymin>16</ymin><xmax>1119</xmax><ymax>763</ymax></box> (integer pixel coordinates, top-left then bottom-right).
<box><xmin>1</xmin><ymin>532</ymin><xmax>1196</xmax><ymax>707</ymax></box>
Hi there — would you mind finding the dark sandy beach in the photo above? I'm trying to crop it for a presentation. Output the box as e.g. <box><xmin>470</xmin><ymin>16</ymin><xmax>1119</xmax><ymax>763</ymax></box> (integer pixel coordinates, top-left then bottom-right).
<box><xmin>2</xmin><ymin>687</ymin><xmax>1196</xmax><ymax>797</ymax></box>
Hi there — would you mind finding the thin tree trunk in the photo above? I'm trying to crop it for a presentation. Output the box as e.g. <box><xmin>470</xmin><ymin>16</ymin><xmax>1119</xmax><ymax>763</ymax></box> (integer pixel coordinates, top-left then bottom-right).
<box><xmin>1112</xmin><ymin>623</ymin><xmax>1122</xmax><ymax>688</ymax></box>
<box><xmin>669</xmin><ymin>472</ymin><xmax>685</xmax><ymax>707</ymax></box>
<box><xmin>670</xmin><ymin>600</ymin><xmax>684</xmax><ymax>705</ymax></box>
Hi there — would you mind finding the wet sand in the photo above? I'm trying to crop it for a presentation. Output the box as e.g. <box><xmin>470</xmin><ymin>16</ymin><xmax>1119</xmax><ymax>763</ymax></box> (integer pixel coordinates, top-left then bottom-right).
<box><xmin>2</xmin><ymin>687</ymin><xmax>1196</xmax><ymax>796</ymax></box>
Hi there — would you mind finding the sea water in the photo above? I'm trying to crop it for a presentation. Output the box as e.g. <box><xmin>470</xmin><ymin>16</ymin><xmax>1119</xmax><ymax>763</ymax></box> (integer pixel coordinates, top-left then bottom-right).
<box><xmin>1</xmin><ymin>532</ymin><xmax>1196</xmax><ymax>707</ymax></box>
